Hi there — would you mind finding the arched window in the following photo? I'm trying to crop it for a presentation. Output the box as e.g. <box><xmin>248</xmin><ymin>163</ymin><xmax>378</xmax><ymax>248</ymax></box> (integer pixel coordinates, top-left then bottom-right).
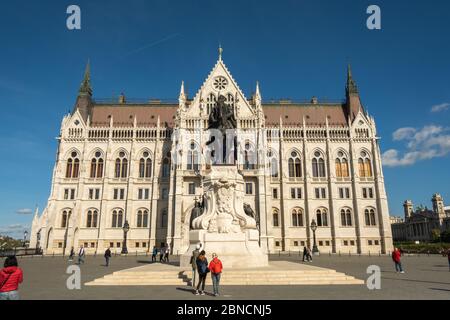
<box><xmin>316</xmin><ymin>208</ymin><xmax>328</xmax><ymax>227</ymax></box>
<box><xmin>137</xmin><ymin>209</ymin><xmax>149</xmax><ymax>228</ymax></box>
<box><xmin>115</xmin><ymin>152</ymin><xmax>128</xmax><ymax>178</ymax></box>
<box><xmin>312</xmin><ymin>151</ymin><xmax>326</xmax><ymax>177</ymax></box>
<box><xmin>87</xmin><ymin>209</ymin><xmax>98</xmax><ymax>228</ymax></box>
<box><xmin>268</xmin><ymin>151</ymin><xmax>279</xmax><ymax>178</ymax></box>
<box><xmin>288</xmin><ymin>151</ymin><xmax>302</xmax><ymax>178</ymax></box>
<box><xmin>139</xmin><ymin>151</ymin><xmax>152</xmax><ymax>178</ymax></box>
<box><xmin>206</xmin><ymin>93</ymin><xmax>216</xmax><ymax>114</ymax></box>
<box><xmin>112</xmin><ymin>209</ymin><xmax>124</xmax><ymax>228</ymax></box>
<box><xmin>340</xmin><ymin>209</ymin><xmax>352</xmax><ymax>226</ymax></box>
<box><xmin>272</xmin><ymin>209</ymin><xmax>280</xmax><ymax>227</ymax></box>
<box><xmin>90</xmin><ymin>151</ymin><xmax>104</xmax><ymax>178</ymax></box>
<box><xmin>243</xmin><ymin>142</ymin><xmax>256</xmax><ymax>170</ymax></box>
<box><xmin>292</xmin><ymin>208</ymin><xmax>304</xmax><ymax>227</ymax></box>
<box><xmin>335</xmin><ymin>151</ymin><xmax>349</xmax><ymax>178</ymax></box>
<box><xmin>66</xmin><ymin>151</ymin><xmax>80</xmax><ymax>178</ymax></box>
<box><xmin>187</xmin><ymin>143</ymin><xmax>199</xmax><ymax>171</ymax></box>
<box><xmin>162</xmin><ymin>154</ymin><xmax>170</xmax><ymax>177</ymax></box>
<box><xmin>61</xmin><ymin>210</ymin><xmax>70</xmax><ymax>228</ymax></box>
<box><xmin>365</xmin><ymin>208</ymin><xmax>377</xmax><ymax>226</ymax></box>
<box><xmin>358</xmin><ymin>151</ymin><xmax>372</xmax><ymax>177</ymax></box>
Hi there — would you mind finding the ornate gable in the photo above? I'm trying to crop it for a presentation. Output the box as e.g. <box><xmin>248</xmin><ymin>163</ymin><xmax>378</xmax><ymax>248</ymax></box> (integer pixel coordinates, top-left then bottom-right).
<box><xmin>184</xmin><ymin>51</ymin><xmax>255</xmax><ymax>120</ymax></box>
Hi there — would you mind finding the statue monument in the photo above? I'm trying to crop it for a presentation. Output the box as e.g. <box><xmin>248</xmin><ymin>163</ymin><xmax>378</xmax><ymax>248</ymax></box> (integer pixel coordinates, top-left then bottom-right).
<box><xmin>181</xmin><ymin>96</ymin><xmax>268</xmax><ymax>268</ymax></box>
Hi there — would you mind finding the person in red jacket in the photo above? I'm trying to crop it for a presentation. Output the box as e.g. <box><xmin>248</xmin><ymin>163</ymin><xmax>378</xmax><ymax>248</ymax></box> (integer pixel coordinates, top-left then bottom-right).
<box><xmin>0</xmin><ymin>256</ymin><xmax>23</xmax><ymax>300</ymax></box>
<box><xmin>392</xmin><ymin>247</ymin><xmax>405</xmax><ymax>274</ymax></box>
<box><xmin>208</xmin><ymin>253</ymin><xmax>223</xmax><ymax>296</ymax></box>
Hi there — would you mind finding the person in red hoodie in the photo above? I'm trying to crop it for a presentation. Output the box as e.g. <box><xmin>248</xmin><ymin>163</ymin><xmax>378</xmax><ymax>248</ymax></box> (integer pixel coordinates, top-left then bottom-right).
<box><xmin>392</xmin><ymin>247</ymin><xmax>405</xmax><ymax>274</ymax></box>
<box><xmin>208</xmin><ymin>253</ymin><xmax>223</xmax><ymax>296</ymax></box>
<box><xmin>0</xmin><ymin>256</ymin><xmax>23</xmax><ymax>300</ymax></box>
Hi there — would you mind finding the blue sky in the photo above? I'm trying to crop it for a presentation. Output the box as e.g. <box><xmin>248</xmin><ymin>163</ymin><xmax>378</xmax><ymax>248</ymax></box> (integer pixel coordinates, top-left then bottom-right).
<box><xmin>0</xmin><ymin>0</ymin><xmax>449</xmax><ymax>238</ymax></box>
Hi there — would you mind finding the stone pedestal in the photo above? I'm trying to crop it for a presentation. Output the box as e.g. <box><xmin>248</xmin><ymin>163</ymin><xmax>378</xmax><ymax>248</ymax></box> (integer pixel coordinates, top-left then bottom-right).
<box><xmin>180</xmin><ymin>165</ymin><xmax>268</xmax><ymax>269</ymax></box>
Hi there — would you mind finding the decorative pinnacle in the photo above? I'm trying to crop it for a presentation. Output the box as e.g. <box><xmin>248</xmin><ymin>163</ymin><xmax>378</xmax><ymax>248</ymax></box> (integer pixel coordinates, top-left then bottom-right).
<box><xmin>218</xmin><ymin>44</ymin><xmax>223</xmax><ymax>61</ymax></box>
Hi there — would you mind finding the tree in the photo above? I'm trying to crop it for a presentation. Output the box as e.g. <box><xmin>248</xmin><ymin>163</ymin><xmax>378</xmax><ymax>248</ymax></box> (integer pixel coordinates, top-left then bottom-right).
<box><xmin>431</xmin><ymin>229</ymin><xmax>441</xmax><ymax>242</ymax></box>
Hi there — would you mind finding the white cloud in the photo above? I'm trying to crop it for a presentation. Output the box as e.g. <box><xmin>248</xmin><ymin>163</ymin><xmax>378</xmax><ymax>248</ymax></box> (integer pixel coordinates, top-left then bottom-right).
<box><xmin>0</xmin><ymin>224</ymin><xmax>30</xmax><ymax>239</ymax></box>
<box><xmin>431</xmin><ymin>103</ymin><xmax>450</xmax><ymax>113</ymax></box>
<box><xmin>382</xmin><ymin>125</ymin><xmax>450</xmax><ymax>167</ymax></box>
<box><xmin>16</xmin><ymin>208</ymin><xmax>33</xmax><ymax>215</ymax></box>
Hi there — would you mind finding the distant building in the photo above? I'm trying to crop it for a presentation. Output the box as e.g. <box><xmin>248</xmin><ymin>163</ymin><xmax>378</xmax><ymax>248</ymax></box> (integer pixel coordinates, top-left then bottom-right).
<box><xmin>391</xmin><ymin>194</ymin><xmax>450</xmax><ymax>242</ymax></box>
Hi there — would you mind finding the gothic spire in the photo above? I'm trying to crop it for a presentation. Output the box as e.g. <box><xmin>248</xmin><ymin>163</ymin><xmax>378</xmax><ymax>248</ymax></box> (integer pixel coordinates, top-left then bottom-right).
<box><xmin>346</xmin><ymin>63</ymin><xmax>358</xmax><ymax>95</ymax></box>
<box><xmin>79</xmin><ymin>60</ymin><xmax>93</xmax><ymax>97</ymax></box>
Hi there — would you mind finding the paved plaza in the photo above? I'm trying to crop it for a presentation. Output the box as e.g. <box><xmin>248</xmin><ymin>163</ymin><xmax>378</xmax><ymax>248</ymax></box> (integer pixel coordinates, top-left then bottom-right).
<box><xmin>2</xmin><ymin>254</ymin><xmax>449</xmax><ymax>300</ymax></box>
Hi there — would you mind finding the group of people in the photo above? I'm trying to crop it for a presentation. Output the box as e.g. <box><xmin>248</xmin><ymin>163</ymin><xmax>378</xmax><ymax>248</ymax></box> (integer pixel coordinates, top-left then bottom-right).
<box><xmin>190</xmin><ymin>244</ymin><xmax>223</xmax><ymax>296</ymax></box>
<box><xmin>151</xmin><ymin>245</ymin><xmax>170</xmax><ymax>263</ymax></box>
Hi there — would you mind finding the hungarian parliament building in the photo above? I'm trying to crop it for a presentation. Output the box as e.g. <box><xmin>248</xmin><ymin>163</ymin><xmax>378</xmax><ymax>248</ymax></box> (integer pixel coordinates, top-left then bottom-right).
<box><xmin>30</xmin><ymin>49</ymin><xmax>393</xmax><ymax>255</ymax></box>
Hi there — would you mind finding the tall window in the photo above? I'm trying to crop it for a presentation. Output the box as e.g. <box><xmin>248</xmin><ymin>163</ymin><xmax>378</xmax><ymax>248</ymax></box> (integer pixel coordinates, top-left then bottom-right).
<box><xmin>288</xmin><ymin>151</ymin><xmax>302</xmax><ymax>178</ymax></box>
<box><xmin>187</xmin><ymin>143</ymin><xmax>199</xmax><ymax>171</ymax></box>
<box><xmin>112</xmin><ymin>209</ymin><xmax>124</xmax><ymax>228</ymax></box>
<box><xmin>66</xmin><ymin>151</ymin><xmax>80</xmax><ymax>178</ymax></box>
<box><xmin>139</xmin><ymin>151</ymin><xmax>152</xmax><ymax>178</ymax></box>
<box><xmin>86</xmin><ymin>209</ymin><xmax>98</xmax><ymax>228</ymax></box>
<box><xmin>61</xmin><ymin>210</ymin><xmax>70</xmax><ymax>228</ymax></box>
<box><xmin>268</xmin><ymin>150</ymin><xmax>278</xmax><ymax>178</ymax></box>
<box><xmin>365</xmin><ymin>208</ymin><xmax>377</xmax><ymax>226</ymax></box>
<box><xmin>312</xmin><ymin>151</ymin><xmax>326</xmax><ymax>177</ymax></box>
<box><xmin>206</xmin><ymin>93</ymin><xmax>216</xmax><ymax>114</ymax></box>
<box><xmin>273</xmin><ymin>209</ymin><xmax>280</xmax><ymax>227</ymax></box>
<box><xmin>115</xmin><ymin>152</ymin><xmax>128</xmax><ymax>178</ymax></box>
<box><xmin>162</xmin><ymin>153</ymin><xmax>170</xmax><ymax>178</ymax></box>
<box><xmin>340</xmin><ymin>209</ymin><xmax>352</xmax><ymax>226</ymax></box>
<box><xmin>161</xmin><ymin>208</ymin><xmax>168</xmax><ymax>228</ymax></box>
<box><xmin>358</xmin><ymin>151</ymin><xmax>372</xmax><ymax>177</ymax></box>
<box><xmin>243</xmin><ymin>142</ymin><xmax>256</xmax><ymax>170</ymax></box>
<box><xmin>90</xmin><ymin>151</ymin><xmax>104</xmax><ymax>178</ymax></box>
<box><xmin>137</xmin><ymin>209</ymin><xmax>149</xmax><ymax>228</ymax></box>
<box><xmin>292</xmin><ymin>208</ymin><xmax>304</xmax><ymax>227</ymax></box>
<box><xmin>335</xmin><ymin>151</ymin><xmax>349</xmax><ymax>178</ymax></box>
<box><xmin>316</xmin><ymin>208</ymin><xmax>328</xmax><ymax>227</ymax></box>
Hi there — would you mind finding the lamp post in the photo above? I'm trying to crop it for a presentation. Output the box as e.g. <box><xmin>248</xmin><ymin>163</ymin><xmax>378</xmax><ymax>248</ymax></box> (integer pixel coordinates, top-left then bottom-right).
<box><xmin>23</xmin><ymin>230</ymin><xmax>28</xmax><ymax>248</ymax></box>
<box><xmin>121</xmin><ymin>220</ymin><xmax>130</xmax><ymax>254</ymax></box>
<box><xmin>310</xmin><ymin>219</ymin><xmax>319</xmax><ymax>255</ymax></box>
<box><xmin>36</xmin><ymin>231</ymin><xmax>41</xmax><ymax>254</ymax></box>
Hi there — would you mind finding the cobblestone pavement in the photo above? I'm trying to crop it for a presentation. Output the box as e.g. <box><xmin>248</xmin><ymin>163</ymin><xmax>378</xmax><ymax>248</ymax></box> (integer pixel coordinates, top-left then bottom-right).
<box><xmin>2</xmin><ymin>253</ymin><xmax>449</xmax><ymax>300</ymax></box>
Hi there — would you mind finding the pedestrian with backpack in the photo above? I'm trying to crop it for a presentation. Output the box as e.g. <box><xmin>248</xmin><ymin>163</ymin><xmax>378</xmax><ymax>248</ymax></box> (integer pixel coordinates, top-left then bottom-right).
<box><xmin>0</xmin><ymin>256</ymin><xmax>23</xmax><ymax>300</ymax></box>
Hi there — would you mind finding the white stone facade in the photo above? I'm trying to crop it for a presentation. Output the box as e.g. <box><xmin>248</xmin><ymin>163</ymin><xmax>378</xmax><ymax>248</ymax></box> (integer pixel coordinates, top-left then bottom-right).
<box><xmin>30</xmin><ymin>53</ymin><xmax>393</xmax><ymax>255</ymax></box>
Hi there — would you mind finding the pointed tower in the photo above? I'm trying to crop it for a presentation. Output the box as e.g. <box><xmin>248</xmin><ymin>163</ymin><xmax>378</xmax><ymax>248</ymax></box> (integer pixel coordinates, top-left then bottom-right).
<box><xmin>432</xmin><ymin>193</ymin><xmax>445</xmax><ymax>220</ymax></box>
<box><xmin>345</xmin><ymin>64</ymin><xmax>364</xmax><ymax>122</ymax></box>
<box><xmin>73</xmin><ymin>60</ymin><xmax>94</xmax><ymax>121</ymax></box>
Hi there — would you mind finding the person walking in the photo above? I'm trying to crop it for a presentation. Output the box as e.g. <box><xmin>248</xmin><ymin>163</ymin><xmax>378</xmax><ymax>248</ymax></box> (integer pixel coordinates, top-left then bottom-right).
<box><xmin>447</xmin><ymin>248</ymin><xmax>450</xmax><ymax>272</ymax></box>
<box><xmin>306</xmin><ymin>247</ymin><xmax>313</xmax><ymax>262</ymax></box>
<box><xmin>164</xmin><ymin>245</ymin><xmax>170</xmax><ymax>263</ymax></box>
<box><xmin>151</xmin><ymin>246</ymin><xmax>158</xmax><ymax>262</ymax></box>
<box><xmin>209</xmin><ymin>253</ymin><xmax>223</xmax><ymax>296</ymax></box>
<box><xmin>392</xmin><ymin>247</ymin><xmax>405</xmax><ymax>273</ymax></box>
<box><xmin>195</xmin><ymin>250</ymin><xmax>209</xmax><ymax>295</ymax></box>
<box><xmin>159</xmin><ymin>245</ymin><xmax>165</xmax><ymax>262</ymax></box>
<box><xmin>0</xmin><ymin>256</ymin><xmax>23</xmax><ymax>300</ymax></box>
<box><xmin>68</xmin><ymin>247</ymin><xmax>75</xmax><ymax>262</ymax></box>
<box><xmin>104</xmin><ymin>247</ymin><xmax>112</xmax><ymax>267</ymax></box>
<box><xmin>190</xmin><ymin>244</ymin><xmax>201</xmax><ymax>288</ymax></box>
<box><xmin>302</xmin><ymin>246</ymin><xmax>308</xmax><ymax>262</ymax></box>
<box><xmin>77</xmin><ymin>245</ymin><xmax>86</xmax><ymax>265</ymax></box>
